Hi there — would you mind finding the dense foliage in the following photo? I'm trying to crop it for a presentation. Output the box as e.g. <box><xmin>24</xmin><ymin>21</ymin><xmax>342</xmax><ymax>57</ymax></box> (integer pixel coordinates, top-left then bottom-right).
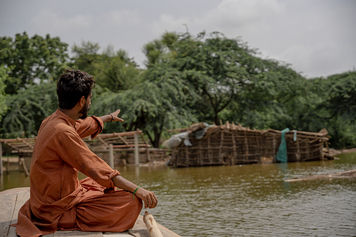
<box><xmin>1</xmin><ymin>81</ymin><xmax>57</xmax><ymax>137</ymax></box>
<box><xmin>0</xmin><ymin>32</ymin><xmax>69</xmax><ymax>95</ymax></box>
<box><xmin>0</xmin><ymin>66</ymin><xmax>8</xmax><ymax>121</ymax></box>
<box><xmin>1</xmin><ymin>31</ymin><xmax>356</xmax><ymax>149</ymax></box>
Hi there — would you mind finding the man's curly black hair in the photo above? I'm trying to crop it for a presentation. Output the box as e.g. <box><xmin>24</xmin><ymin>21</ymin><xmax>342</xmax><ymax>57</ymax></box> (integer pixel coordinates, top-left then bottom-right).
<box><xmin>57</xmin><ymin>69</ymin><xmax>95</xmax><ymax>109</ymax></box>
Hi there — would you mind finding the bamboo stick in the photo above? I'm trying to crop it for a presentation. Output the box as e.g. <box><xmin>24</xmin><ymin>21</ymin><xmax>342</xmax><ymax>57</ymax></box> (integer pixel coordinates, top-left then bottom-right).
<box><xmin>255</xmin><ymin>133</ymin><xmax>260</xmax><ymax>158</ymax></box>
<box><xmin>106</xmin><ymin>144</ymin><xmax>151</xmax><ymax>149</ymax></box>
<box><xmin>185</xmin><ymin>146</ymin><xmax>189</xmax><ymax>166</ymax></box>
<box><xmin>146</xmin><ymin>147</ymin><xmax>151</xmax><ymax>162</ymax></box>
<box><xmin>296</xmin><ymin>135</ymin><xmax>301</xmax><ymax>161</ymax></box>
<box><xmin>16</xmin><ymin>138</ymin><xmax>34</xmax><ymax>149</ymax></box>
<box><xmin>285</xmin><ymin>169</ymin><xmax>356</xmax><ymax>182</ymax></box>
<box><xmin>244</xmin><ymin>131</ymin><xmax>249</xmax><ymax>162</ymax></box>
<box><xmin>0</xmin><ymin>138</ymin><xmax>36</xmax><ymax>143</ymax></box>
<box><xmin>109</xmin><ymin>144</ymin><xmax>114</xmax><ymax>168</ymax></box>
<box><xmin>117</xmin><ymin>134</ymin><xmax>129</xmax><ymax>145</ymax></box>
<box><xmin>232</xmin><ymin>133</ymin><xmax>236</xmax><ymax>165</ymax></box>
<box><xmin>19</xmin><ymin>158</ymin><xmax>29</xmax><ymax>176</ymax></box>
<box><xmin>0</xmin><ymin>143</ymin><xmax>2</xmax><ymax>175</ymax></box>
<box><xmin>143</xmin><ymin>211</ymin><xmax>163</xmax><ymax>237</ymax></box>
<box><xmin>97</xmin><ymin>137</ymin><xmax>108</xmax><ymax>146</ymax></box>
<box><xmin>6</xmin><ymin>157</ymin><xmax>9</xmax><ymax>174</ymax></box>
<box><xmin>208</xmin><ymin>136</ymin><xmax>212</xmax><ymax>164</ymax></box>
<box><xmin>199</xmin><ymin>140</ymin><xmax>203</xmax><ymax>165</ymax></box>
<box><xmin>219</xmin><ymin>131</ymin><xmax>224</xmax><ymax>163</ymax></box>
<box><xmin>134</xmin><ymin>133</ymin><xmax>139</xmax><ymax>166</ymax></box>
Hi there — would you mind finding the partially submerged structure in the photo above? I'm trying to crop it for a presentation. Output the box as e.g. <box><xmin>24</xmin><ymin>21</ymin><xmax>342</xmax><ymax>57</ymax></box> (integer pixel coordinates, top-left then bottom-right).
<box><xmin>0</xmin><ymin>130</ymin><xmax>168</xmax><ymax>175</ymax></box>
<box><xmin>82</xmin><ymin>131</ymin><xmax>168</xmax><ymax>166</ymax></box>
<box><xmin>167</xmin><ymin>122</ymin><xmax>332</xmax><ymax>167</ymax></box>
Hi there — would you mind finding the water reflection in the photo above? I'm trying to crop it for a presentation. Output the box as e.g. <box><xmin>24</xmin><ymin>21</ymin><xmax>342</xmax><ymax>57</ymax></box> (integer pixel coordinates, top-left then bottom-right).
<box><xmin>276</xmin><ymin>163</ymin><xmax>292</xmax><ymax>195</ymax></box>
<box><xmin>1</xmin><ymin>153</ymin><xmax>356</xmax><ymax>236</ymax></box>
<box><xmin>0</xmin><ymin>168</ymin><xmax>30</xmax><ymax>191</ymax></box>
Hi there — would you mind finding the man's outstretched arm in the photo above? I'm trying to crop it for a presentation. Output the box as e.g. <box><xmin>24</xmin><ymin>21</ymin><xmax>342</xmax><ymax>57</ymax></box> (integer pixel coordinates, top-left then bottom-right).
<box><xmin>112</xmin><ymin>175</ymin><xmax>158</xmax><ymax>209</ymax></box>
<box><xmin>75</xmin><ymin>109</ymin><xmax>123</xmax><ymax>138</ymax></box>
<box><xmin>99</xmin><ymin>109</ymin><xmax>124</xmax><ymax>123</ymax></box>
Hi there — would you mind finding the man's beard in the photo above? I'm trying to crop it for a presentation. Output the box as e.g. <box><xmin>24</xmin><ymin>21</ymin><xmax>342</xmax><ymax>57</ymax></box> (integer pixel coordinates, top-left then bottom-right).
<box><xmin>79</xmin><ymin>101</ymin><xmax>90</xmax><ymax>119</ymax></box>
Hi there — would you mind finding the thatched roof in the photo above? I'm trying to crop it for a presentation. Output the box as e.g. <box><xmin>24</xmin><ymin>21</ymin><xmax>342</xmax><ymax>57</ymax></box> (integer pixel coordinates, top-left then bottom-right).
<box><xmin>173</xmin><ymin>122</ymin><xmax>329</xmax><ymax>140</ymax></box>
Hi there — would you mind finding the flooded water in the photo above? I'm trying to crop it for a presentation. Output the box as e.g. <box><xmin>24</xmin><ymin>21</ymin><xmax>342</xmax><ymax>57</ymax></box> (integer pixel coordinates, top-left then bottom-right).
<box><xmin>1</xmin><ymin>153</ymin><xmax>356</xmax><ymax>236</ymax></box>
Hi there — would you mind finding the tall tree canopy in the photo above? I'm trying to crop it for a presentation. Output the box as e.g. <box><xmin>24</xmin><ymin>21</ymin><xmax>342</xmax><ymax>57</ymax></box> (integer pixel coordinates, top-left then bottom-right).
<box><xmin>142</xmin><ymin>32</ymin><xmax>179</xmax><ymax>68</ymax></box>
<box><xmin>71</xmin><ymin>41</ymin><xmax>141</xmax><ymax>92</ymax></box>
<box><xmin>71</xmin><ymin>40</ymin><xmax>100</xmax><ymax>76</ymax></box>
<box><xmin>238</xmin><ymin>59</ymin><xmax>309</xmax><ymax>130</ymax></box>
<box><xmin>93</xmin><ymin>47</ymin><xmax>141</xmax><ymax>92</ymax></box>
<box><xmin>0</xmin><ymin>32</ymin><xmax>69</xmax><ymax>94</ymax></box>
<box><xmin>322</xmin><ymin>71</ymin><xmax>356</xmax><ymax>148</ymax></box>
<box><xmin>326</xmin><ymin>71</ymin><xmax>356</xmax><ymax>120</ymax></box>
<box><xmin>171</xmin><ymin>32</ymin><xmax>255</xmax><ymax>124</ymax></box>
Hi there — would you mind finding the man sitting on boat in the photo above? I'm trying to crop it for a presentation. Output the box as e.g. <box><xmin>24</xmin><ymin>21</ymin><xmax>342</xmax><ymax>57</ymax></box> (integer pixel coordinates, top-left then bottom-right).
<box><xmin>15</xmin><ymin>69</ymin><xmax>158</xmax><ymax>237</ymax></box>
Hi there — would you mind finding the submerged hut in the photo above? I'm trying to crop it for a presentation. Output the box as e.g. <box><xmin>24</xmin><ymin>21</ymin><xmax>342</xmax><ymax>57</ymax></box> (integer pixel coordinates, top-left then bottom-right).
<box><xmin>167</xmin><ymin>122</ymin><xmax>332</xmax><ymax>167</ymax></box>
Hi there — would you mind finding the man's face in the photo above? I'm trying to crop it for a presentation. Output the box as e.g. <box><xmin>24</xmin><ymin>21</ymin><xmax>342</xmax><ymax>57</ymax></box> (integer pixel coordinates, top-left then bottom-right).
<box><xmin>79</xmin><ymin>94</ymin><xmax>92</xmax><ymax>119</ymax></box>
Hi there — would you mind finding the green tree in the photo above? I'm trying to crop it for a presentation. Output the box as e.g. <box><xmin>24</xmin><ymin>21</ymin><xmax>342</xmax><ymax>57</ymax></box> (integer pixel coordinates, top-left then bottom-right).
<box><xmin>1</xmin><ymin>81</ymin><xmax>57</xmax><ymax>137</ymax></box>
<box><xmin>0</xmin><ymin>65</ymin><xmax>9</xmax><ymax>121</ymax></box>
<box><xmin>71</xmin><ymin>40</ymin><xmax>100</xmax><ymax>76</ymax></box>
<box><xmin>171</xmin><ymin>32</ymin><xmax>260</xmax><ymax>124</ymax></box>
<box><xmin>142</xmin><ymin>32</ymin><xmax>179</xmax><ymax>68</ymax></box>
<box><xmin>0</xmin><ymin>32</ymin><xmax>69</xmax><ymax>94</ymax></box>
<box><xmin>326</xmin><ymin>71</ymin><xmax>356</xmax><ymax>120</ymax></box>
<box><xmin>71</xmin><ymin>42</ymin><xmax>141</xmax><ymax>92</ymax></box>
<box><xmin>93</xmin><ymin>46</ymin><xmax>141</xmax><ymax>92</ymax></box>
<box><xmin>241</xmin><ymin>60</ymin><xmax>310</xmax><ymax>129</ymax></box>
<box><xmin>320</xmin><ymin>71</ymin><xmax>356</xmax><ymax>148</ymax></box>
<box><xmin>92</xmin><ymin>63</ymin><xmax>198</xmax><ymax>147</ymax></box>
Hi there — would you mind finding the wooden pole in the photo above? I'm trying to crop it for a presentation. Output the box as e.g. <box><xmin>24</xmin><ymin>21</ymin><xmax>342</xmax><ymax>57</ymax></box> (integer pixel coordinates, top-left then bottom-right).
<box><xmin>185</xmin><ymin>146</ymin><xmax>189</xmax><ymax>166</ymax></box>
<box><xmin>143</xmin><ymin>211</ymin><xmax>163</xmax><ymax>237</ymax></box>
<box><xmin>20</xmin><ymin>158</ymin><xmax>29</xmax><ymax>177</ymax></box>
<box><xmin>0</xmin><ymin>142</ymin><xmax>2</xmax><ymax>175</ymax></box>
<box><xmin>219</xmin><ymin>131</ymin><xmax>224</xmax><ymax>163</ymax></box>
<box><xmin>256</xmin><ymin>133</ymin><xmax>260</xmax><ymax>157</ymax></box>
<box><xmin>306</xmin><ymin>140</ymin><xmax>310</xmax><ymax>161</ymax></box>
<box><xmin>319</xmin><ymin>141</ymin><xmax>324</xmax><ymax>160</ymax></box>
<box><xmin>134</xmin><ymin>133</ymin><xmax>139</xmax><ymax>166</ymax></box>
<box><xmin>232</xmin><ymin>132</ymin><xmax>236</xmax><ymax>165</ymax></box>
<box><xmin>244</xmin><ymin>131</ymin><xmax>249</xmax><ymax>162</ymax></box>
<box><xmin>146</xmin><ymin>148</ymin><xmax>151</xmax><ymax>162</ymax></box>
<box><xmin>7</xmin><ymin>157</ymin><xmax>9</xmax><ymax>174</ymax></box>
<box><xmin>109</xmin><ymin>144</ymin><xmax>114</xmax><ymax>168</ymax></box>
<box><xmin>272</xmin><ymin>134</ymin><xmax>276</xmax><ymax>156</ymax></box>
<box><xmin>199</xmin><ymin>140</ymin><xmax>202</xmax><ymax>165</ymax></box>
<box><xmin>296</xmin><ymin>137</ymin><xmax>301</xmax><ymax>161</ymax></box>
<box><xmin>208</xmin><ymin>136</ymin><xmax>212</xmax><ymax>165</ymax></box>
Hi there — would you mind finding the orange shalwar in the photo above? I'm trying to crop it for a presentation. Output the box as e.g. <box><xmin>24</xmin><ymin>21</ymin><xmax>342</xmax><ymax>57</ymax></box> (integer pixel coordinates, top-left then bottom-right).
<box><xmin>15</xmin><ymin>109</ymin><xmax>142</xmax><ymax>237</ymax></box>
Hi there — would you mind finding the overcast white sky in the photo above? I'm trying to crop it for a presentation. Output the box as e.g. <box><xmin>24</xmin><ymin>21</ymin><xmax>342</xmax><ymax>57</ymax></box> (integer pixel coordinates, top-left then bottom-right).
<box><xmin>1</xmin><ymin>0</ymin><xmax>355</xmax><ymax>78</ymax></box>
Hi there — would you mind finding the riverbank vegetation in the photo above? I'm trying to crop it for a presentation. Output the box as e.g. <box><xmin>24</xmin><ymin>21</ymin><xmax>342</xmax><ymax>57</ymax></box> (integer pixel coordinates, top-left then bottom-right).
<box><xmin>1</xmin><ymin>31</ymin><xmax>355</xmax><ymax>149</ymax></box>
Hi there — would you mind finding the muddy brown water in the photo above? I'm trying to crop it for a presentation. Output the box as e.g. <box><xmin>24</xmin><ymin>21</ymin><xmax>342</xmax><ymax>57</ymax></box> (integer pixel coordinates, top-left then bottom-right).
<box><xmin>1</xmin><ymin>153</ymin><xmax>356</xmax><ymax>236</ymax></box>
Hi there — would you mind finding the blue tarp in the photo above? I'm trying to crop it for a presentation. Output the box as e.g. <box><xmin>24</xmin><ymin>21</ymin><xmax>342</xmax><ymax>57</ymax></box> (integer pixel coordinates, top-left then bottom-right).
<box><xmin>275</xmin><ymin>128</ymin><xmax>290</xmax><ymax>163</ymax></box>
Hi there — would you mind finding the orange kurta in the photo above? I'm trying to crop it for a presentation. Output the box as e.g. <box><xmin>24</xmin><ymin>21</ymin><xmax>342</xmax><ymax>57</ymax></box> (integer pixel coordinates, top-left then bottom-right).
<box><xmin>16</xmin><ymin>109</ymin><xmax>142</xmax><ymax>237</ymax></box>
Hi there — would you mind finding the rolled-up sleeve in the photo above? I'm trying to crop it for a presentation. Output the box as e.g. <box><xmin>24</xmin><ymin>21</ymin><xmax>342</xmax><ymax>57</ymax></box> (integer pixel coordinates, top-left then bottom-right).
<box><xmin>58</xmin><ymin>128</ymin><xmax>120</xmax><ymax>189</ymax></box>
<box><xmin>75</xmin><ymin>116</ymin><xmax>104</xmax><ymax>139</ymax></box>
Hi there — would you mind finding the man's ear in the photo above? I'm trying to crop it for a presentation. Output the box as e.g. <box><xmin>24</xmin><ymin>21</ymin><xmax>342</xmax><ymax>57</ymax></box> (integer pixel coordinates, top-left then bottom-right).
<box><xmin>79</xmin><ymin>96</ymin><xmax>86</xmax><ymax>106</ymax></box>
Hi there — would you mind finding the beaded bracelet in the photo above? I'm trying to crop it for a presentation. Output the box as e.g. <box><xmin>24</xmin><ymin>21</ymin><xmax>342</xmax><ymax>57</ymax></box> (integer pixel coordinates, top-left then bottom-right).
<box><xmin>110</xmin><ymin>114</ymin><xmax>113</xmax><ymax>121</ymax></box>
<box><xmin>133</xmin><ymin>186</ymin><xmax>140</xmax><ymax>200</ymax></box>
